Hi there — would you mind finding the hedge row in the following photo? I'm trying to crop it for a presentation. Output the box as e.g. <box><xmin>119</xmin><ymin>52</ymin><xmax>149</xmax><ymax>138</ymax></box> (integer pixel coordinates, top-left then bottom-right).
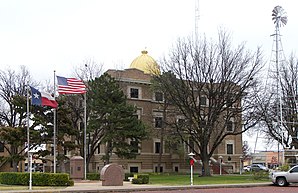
<box><xmin>0</xmin><ymin>172</ymin><xmax>74</xmax><ymax>186</ymax></box>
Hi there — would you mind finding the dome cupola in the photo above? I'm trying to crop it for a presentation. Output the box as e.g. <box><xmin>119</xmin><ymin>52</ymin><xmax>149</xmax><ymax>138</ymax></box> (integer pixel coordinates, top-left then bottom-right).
<box><xmin>129</xmin><ymin>50</ymin><xmax>160</xmax><ymax>75</ymax></box>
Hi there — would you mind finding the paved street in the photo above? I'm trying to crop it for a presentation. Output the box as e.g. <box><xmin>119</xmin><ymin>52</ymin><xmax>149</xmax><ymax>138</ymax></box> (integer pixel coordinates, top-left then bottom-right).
<box><xmin>133</xmin><ymin>184</ymin><xmax>298</xmax><ymax>193</ymax></box>
<box><xmin>3</xmin><ymin>181</ymin><xmax>298</xmax><ymax>193</ymax></box>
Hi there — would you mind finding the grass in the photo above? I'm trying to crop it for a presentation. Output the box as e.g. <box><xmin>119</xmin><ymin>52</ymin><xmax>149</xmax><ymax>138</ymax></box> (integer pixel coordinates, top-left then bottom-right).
<box><xmin>0</xmin><ymin>173</ymin><xmax>270</xmax><ymax>190</ymax></box>
<box><xmin>148</xmin><ymin>173</ymin><xmax>270</xmax><ymax>186</ymax></box>
<box><xmin>0</xmin><ymin>184</ymin><xmax>65</xmax><ymax>191</ymax></box>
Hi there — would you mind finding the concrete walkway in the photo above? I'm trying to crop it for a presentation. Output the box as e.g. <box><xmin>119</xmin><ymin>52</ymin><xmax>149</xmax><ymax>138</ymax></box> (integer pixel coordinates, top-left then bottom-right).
<box><xmin>0</xmin><ymin>180</ymin><xmax>272</xmax><ymax>193</ymax></box>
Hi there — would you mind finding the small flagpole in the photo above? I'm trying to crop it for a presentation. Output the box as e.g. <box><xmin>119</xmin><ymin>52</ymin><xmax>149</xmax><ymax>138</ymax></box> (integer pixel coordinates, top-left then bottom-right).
<box><xmin>84</xmin><ymin>92</ymin><xmax>87</xmax><ymax>180</ymax></box>
<box><xmin>53</xmin><ymin>70</ymin><xmax>57</xmax><ymax>173</ymax></box>
<box><xmin>26</xmin><ymin>84</ymin><xmax>30</xmax><ymax>167</ymax></box>
<box><xmin>26</xmin><ymin>84</ymin><xmax>32</xmax><ymax>190</ymax></box>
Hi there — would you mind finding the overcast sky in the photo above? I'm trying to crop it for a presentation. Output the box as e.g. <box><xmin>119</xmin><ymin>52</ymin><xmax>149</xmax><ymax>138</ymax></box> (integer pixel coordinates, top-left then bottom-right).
<box><xmin>1</xmin><ymin>0</ymin><xmax>296</xmax><ymax>151</ymax></box>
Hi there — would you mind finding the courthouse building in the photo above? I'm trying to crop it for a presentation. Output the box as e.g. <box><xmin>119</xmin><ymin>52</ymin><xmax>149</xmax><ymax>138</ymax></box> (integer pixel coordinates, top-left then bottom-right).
<box><xmin>89</xmin><ymin>50</ymin><xmax>244</xmax><ymax>174</ymax></box>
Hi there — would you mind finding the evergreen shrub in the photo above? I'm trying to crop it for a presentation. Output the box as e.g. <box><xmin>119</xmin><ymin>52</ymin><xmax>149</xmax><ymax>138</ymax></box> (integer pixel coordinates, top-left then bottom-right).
<box><xmin>131</xmin><ymin>174</ymin><xmax>149</xmax><ymax>184</ymax></box>
<box><xmin>0</xmin><ymin>172</ymin><xmax>73</xmax><ymax>186</ymax></box>
<box><xmin>87</xmin><ymin>173</ymin><xmax>100</xmax><ymax>180</ymax></box>
<box><xmin>124</xmin><ymin>173</ymin><xmax>134</xmax><ymax>181</ymax></box>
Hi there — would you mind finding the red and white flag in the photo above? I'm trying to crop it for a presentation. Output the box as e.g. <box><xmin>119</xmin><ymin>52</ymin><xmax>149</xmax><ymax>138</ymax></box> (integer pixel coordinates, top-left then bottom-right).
<box><xmin>30</xmin><ymin>86</ymin><xmax>58</xmax><ymax>108</ymax></box>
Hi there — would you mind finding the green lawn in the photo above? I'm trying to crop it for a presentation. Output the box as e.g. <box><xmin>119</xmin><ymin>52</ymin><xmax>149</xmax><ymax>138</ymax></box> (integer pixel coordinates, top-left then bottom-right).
<box><xmin>0</xmin><ymin>173</ymin><xmax>270</xmax><ymax>190</ymax></box>
<box><xmin>0</xmin><ymin>184</ymin><xmax>64</xmax><ymax>191</ymax></box>
<box><xmin>148</xmin><ymin>173</ymin><xmax>270</xmax><ymax>186</ymax></box>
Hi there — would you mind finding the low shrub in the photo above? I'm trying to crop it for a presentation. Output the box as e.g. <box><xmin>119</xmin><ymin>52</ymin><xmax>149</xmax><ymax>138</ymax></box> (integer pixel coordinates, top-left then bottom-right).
<box><xmin>124</xmin><ymin>173</ymin><xmax>134</xmax><ymax>181</ymax></box>
<box><xmin>87</xmin><ymin>173</ymin><xmax>100</xmax><ymax>180</ymax></box>
<box><xmin>278</xmin><ymin>164</ymin><xmax>290</xmax><ymax>171</ymax></box>
<box><xmin>0</xmin><ymin>172</ymin><xmax>73</xmax><ymax>186</ymax></box>
<box><xmin>252</xmin><ymin>171</ymin><xmax>269</xmax><ymax>180</ymax></box>
<box><xmin>132</xmin><ymin>174</ymin><xmax>149</xmax><ymax>184</ymax></box>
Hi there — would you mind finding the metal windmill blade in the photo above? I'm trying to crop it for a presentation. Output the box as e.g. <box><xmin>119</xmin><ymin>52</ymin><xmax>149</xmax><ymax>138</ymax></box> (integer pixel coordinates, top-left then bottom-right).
<box><xmin>272</xmin><ymin>5</ymin><xmax>287</xmax><ymax>27</ymax></box>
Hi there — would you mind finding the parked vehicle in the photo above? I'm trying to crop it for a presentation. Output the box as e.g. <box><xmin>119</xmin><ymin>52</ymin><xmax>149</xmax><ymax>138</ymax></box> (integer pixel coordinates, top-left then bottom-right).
<box><xmin>250</xmin><ymin>164</ymin><xmax>269</xmax><ymax>172</ymax></box>
<box><xmin>243</xmin><ymin>165</ymin><xmax>251</xmax><ymax>172</ymax></box>
<box><xmin>271</xmin><ymin>165</ymin><xmax>298</xmax><ymax>186</ymax></box>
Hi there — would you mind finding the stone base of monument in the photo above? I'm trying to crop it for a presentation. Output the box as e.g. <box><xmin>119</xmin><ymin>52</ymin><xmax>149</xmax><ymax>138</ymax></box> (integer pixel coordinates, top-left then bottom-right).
<box><xmin>100</xmin><ymin>163</ymin><xmax>124</xmax><ymax>186</ymax></box>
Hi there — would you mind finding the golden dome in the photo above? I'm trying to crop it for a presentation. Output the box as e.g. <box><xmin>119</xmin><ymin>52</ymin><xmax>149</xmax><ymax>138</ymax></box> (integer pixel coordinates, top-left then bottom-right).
<box><xmin>129</xmin><ymin>50</ymin><xmax>160</xmax><ymax>75</ymax></box>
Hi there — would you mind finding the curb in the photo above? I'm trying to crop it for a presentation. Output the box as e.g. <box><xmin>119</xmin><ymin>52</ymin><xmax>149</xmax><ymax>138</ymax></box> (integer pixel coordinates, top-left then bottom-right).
<box><xmin>0</xmin><ymin>182</ymin><xmax>272</xmax><ymax>193</ymax></box>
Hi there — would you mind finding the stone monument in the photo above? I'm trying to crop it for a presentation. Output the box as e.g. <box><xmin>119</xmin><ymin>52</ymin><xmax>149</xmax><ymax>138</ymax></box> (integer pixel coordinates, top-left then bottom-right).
<box><xmin>69</xmin><ymin>156</ymin><xmax>84</xmax><ymax>179</ymax></box>
<box><xmin>100</xmin><ymin>163</ymin><xmax>124</xmax><ymax>186</ymax></box>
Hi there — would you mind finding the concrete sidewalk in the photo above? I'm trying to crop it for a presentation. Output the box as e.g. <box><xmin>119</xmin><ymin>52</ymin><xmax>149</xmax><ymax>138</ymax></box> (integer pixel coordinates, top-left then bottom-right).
<box><xmin>0</xmin><ymin>180</ymin><xmax>272</xmax><ymax>193</ymax></box>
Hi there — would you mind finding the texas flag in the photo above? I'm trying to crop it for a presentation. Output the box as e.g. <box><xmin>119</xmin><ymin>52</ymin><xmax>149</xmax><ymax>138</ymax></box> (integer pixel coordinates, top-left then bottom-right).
<box><xmin>30</xmin><ymin>86</ymin><xmax>58</xmax><ymax>108</ymax></box>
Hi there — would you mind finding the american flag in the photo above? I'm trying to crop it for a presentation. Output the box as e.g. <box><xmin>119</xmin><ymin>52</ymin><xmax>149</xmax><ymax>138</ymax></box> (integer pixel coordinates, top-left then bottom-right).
<box><xmin>57</xmin><ymin>76</ymin><xmax>86</xmax><ymax>94</ymax></box>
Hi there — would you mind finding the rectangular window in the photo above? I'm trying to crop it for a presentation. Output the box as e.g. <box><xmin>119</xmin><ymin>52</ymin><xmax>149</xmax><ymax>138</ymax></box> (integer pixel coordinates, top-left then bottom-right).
<box><xmin>130</xmin><ymin>166</ymin><xmax>138</xmax><ymax>173</ymax></box>
<box><xmin>174</xmin><ymin>166</ymin><xmax>179</xmax><ymax>172</ymax></box>
<box><xmin>130</xmin><ymin>141</ymin><xmax>139</xmax><ymax>153</ymax></box>
<box><xmin>227</xmin><ymin>120</ymin><xmax>234</xmax><ymax>132</ymax></box>
<box><xmin>155</xmin><ymin>142</ymin><xmax>161</xmax><ymax>154</ymax></box>
<box><xmin>227</xmin><ymin>144</ymin><xmax>233</xmax><ymax>154</ymax></box>
<box><xmin>155</xmin><ymin>166</ymin><xmax>163</xmax><ymax>173</ymax></box>
<box><xmin>97</xmin><ymin>143</ymin><xmax>100</xmax><ymax>154</ymax></box>
<box><xmin>0</xmin><ymin>143</ymin><xmax>4</xmax><ymax>152</ymax></box>
<box><xmin>200</xmin><ymin>96</ymin><xmax>207</xmax><ymax>106</ymax></box>
<box><xmin>130</xmin><ymin>88</ymin><xmax>139</xmax><ymax>98</ymax></box>
<box><xmin>155</xmin><ymin>117</ymin><xmax>163</xmax><ymax>128</ymax></box>
<box><xmin>155</xmin><ymin>92</ymin><xmax>163</xmax><ymax>101</ymax></box>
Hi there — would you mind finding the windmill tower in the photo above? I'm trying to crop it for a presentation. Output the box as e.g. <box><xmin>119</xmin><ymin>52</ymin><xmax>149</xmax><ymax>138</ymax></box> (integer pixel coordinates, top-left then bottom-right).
<box><xmin>271</xmin><ymin>5</ymin><xmax>287</xmax><ymax>164</ymax></box>
<box><xmin>254</xmin><ymin>6</ymin><xmax>288</xmax><ymax>154</ymax></box>
<box><xmin>271</xmin><ymin>5</ymin><xmax>287</xmax><ymax>139</ymax></box>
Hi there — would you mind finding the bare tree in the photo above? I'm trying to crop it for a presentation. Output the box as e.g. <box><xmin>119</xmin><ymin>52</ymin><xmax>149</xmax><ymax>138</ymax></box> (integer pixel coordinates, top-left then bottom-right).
<box><xmin>0</xmin><ymin>66</ymin><xmax>39</xmax><ymax>171</ymax></box>
<box><xmin>73</xmin><ymin>59</ymin><xmax>103</xmax><ymax>81</ymax></box>
<box><xmin>153</xmin><ymin>31</ymin><xmax>263</xmax><ymax>176</ymax></box>
<box><xmin>258</xmin><ymin>54</ymin><xmax>298</xmax><ymax>150</ymax></box>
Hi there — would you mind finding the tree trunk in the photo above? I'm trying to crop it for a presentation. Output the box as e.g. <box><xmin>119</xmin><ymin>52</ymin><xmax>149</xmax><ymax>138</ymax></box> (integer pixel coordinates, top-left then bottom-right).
<box><xmin>12</xmin><ymin>161</ymin><xmax>18</xmax><ymax>172</ymax></box>
<box><xmin>202</xmin><ymin>158</ymin><xmax>211</xmax><ymax>176</ymax></box>
<box><xmin>11</xmin><ymin>146</ymin><xmax>18</xmax><ymax>172</ymax></box>
<box><xmin>104</xmin><ymin>141</ymin><xmax>112</xmax><ymax>165</ymax></box>
<box><xmin>201</xmin><ymin>145</ymin><xmax>211</xmax><ymax>176</ymax></box>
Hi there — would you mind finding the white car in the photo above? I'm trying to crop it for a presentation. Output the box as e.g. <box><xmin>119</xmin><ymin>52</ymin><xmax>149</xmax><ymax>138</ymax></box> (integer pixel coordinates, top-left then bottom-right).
<box><xmin>250</xmin><ymin>164</ymin><xmax>269</xmax><ymax>172</ymax></box>
<box><xmin>243</xmin><ymin>165</ymin><xmax>251</xmax><ymax>172</ymax></box>
<box><xmin>271</xmin><ymin>165</ymin><xmax>298</xmax><ymax>186</ymax></box>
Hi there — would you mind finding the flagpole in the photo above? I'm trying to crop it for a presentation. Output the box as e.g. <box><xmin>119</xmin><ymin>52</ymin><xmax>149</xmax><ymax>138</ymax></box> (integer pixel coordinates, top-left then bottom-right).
<box><xmin>27</xmin><ymin>85</ymin><xmax>30</xmax><ymax>166</ymax></box>
<box><xmin>53</xmin><ymin>70</ymin><xmax>57</xmax><ymax>173</ymax></box>
<box><xmin>84</xmin><ymin>92</ymin><xmax>87</xmax><ymax>180</ymax></box>
<box><xmin>26</xmin><ymin>84</ymin><xmax>32</xmax><ymax>190</ymax></box>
